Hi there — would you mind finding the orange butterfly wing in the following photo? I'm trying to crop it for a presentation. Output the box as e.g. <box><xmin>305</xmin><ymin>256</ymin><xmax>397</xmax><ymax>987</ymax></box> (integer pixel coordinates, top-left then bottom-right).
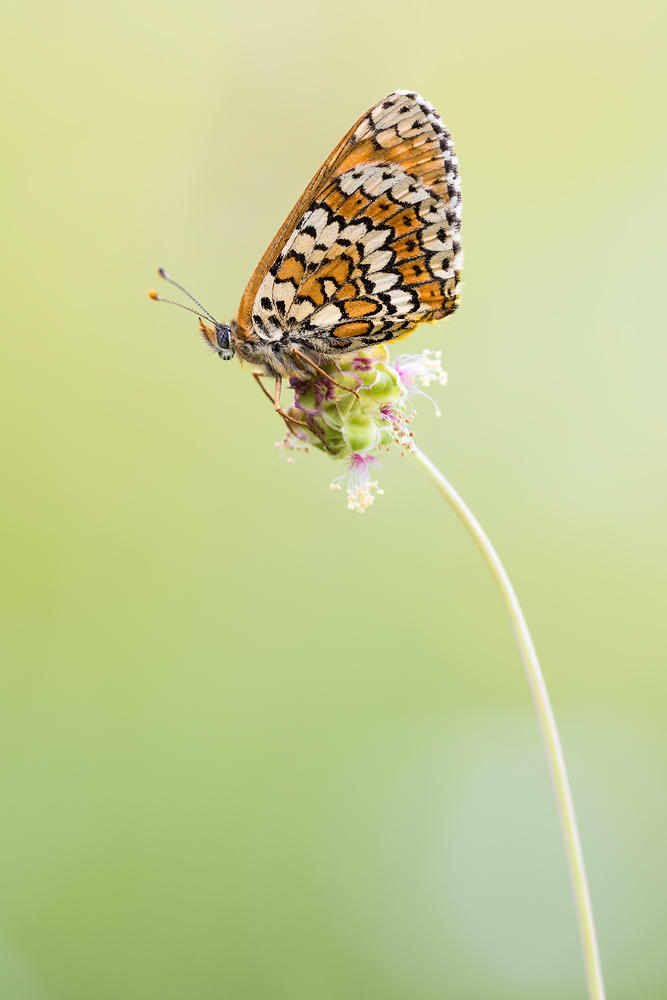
<box><xmin>236</xmin><ymin>91</ymin><xmax>462</xmax><ymax>349</ymax></box>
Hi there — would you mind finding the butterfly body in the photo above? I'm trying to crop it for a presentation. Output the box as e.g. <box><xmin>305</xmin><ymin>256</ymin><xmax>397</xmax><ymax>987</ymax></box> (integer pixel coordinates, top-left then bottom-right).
<box><xmin>225</xmin><ymin>326</ymin><xmax>344</xmax><ymax>379</ymax></box>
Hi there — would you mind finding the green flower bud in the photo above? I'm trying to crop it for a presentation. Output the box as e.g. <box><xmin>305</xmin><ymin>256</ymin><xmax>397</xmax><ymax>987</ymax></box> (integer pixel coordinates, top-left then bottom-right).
<box><xmin>342</xmin><ymin>410</ymin><xmax>382</xmax><ymax>453</ymax></box>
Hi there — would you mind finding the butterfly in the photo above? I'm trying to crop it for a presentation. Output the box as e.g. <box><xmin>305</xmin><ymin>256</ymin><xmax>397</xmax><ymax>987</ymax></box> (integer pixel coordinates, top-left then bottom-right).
<box><xmin>150</xmin><ymin>90</ymin><xmax>462</xmax><ymax>426</ymax></box>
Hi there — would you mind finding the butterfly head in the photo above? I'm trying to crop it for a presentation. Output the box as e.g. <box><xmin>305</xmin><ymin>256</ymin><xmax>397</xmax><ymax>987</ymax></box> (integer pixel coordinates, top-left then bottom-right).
<box><xmin>194</xmin><ymin>316</ymin><xmax>235</xmax><ymax>360</ymax></box>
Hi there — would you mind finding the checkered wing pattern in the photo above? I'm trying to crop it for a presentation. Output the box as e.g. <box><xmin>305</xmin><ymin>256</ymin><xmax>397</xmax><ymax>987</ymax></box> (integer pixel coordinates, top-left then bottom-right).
<box><xmin>236</xmin><ymin>91</ymin><xmax>462</xmax><ymax>351</ymax></box>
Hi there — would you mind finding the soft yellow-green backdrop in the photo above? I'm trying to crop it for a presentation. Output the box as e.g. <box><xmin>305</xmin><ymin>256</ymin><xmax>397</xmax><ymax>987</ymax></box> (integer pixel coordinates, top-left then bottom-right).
<box><xmin>1</xmin><ymin>0</ymin><xmax>666</xmax><ymax>997</ymax></box>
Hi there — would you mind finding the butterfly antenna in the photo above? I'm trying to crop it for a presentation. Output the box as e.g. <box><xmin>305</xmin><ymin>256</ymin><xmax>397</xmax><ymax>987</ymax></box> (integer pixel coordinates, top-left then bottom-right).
<box><xmin>155</xmin><ymin>267</ymin><xmax>218</xmax><ymax>323</ymax></box>
<box><xmin>148</xmin><ymin>289</ymin><xmax>213</xmax><ymax>322</ymax></box>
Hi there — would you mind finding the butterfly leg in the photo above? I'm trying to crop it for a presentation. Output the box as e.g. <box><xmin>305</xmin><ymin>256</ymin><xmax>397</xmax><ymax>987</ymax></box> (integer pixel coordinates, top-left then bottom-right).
<box><xmin>250</xmin><ymin>371</ymin><xmax>343</xmax><ymax>455</ymax></box>
<box><xmin>252</xmin><ymin>370</ymin><xmax>276</xmax><ymax>405</ymax></box>
<box><xmin>251</xmin><ymin>371</ymin><xmax>308</xmax><ymax>430</ymax></box>
<box><xmin>289</xmin><ymin>348</ymin><xmax>361</xmax><ymax>400</ymax></box>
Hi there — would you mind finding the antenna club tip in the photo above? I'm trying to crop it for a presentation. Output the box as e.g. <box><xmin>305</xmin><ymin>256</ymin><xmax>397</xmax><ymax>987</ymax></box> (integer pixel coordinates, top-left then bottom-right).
<box><xmin>158</xmin><ymin>267</ymin><xmax>168</xmax><ymax>278</ymax></box>
<box><xmin>148</xmin><ymin>289</ymin><xmax>159</xmax><ymax>299</ymax></box>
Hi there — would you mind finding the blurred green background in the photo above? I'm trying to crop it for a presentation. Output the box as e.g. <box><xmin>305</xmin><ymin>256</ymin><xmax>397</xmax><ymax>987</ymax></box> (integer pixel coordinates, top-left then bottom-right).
<box><xmin>1</xmin><ymin>0</ymin><xmax>666</xmax><ymax>996</ymax></box>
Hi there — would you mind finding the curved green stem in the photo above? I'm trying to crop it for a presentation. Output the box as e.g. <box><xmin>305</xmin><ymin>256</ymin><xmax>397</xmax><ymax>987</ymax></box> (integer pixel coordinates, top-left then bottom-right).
<box><xmin>411</xmin><ymin>445</ymin><xmax>605</xmax><ymax>1000</ymax></box>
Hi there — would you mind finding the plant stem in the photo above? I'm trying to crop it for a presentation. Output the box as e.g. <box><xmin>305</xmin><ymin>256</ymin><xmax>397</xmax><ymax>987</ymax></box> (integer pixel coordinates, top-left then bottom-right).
<box><xmin>411</xmin><ymin>445</ymin><xmax>605</xmax><ymax>1000</ymax></box>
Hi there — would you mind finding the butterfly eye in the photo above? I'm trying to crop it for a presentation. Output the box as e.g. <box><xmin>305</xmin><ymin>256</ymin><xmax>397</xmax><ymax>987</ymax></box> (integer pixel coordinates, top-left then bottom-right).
<box><xmin>215</xmin><ymin>324</ymin><xmax>234</xmax><ymax>360</ymax></box>
<box><xmin>215</xmin><ymin>325</ymin><xmax>230</xmax><ymax>350</ymax></box>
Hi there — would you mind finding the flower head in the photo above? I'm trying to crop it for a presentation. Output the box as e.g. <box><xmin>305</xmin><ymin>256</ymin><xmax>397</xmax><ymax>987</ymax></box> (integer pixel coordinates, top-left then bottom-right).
<box><xmin>277</xmin><ymin>344</ymin><xmax>447</xmax><ymax>510</ymax></box>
